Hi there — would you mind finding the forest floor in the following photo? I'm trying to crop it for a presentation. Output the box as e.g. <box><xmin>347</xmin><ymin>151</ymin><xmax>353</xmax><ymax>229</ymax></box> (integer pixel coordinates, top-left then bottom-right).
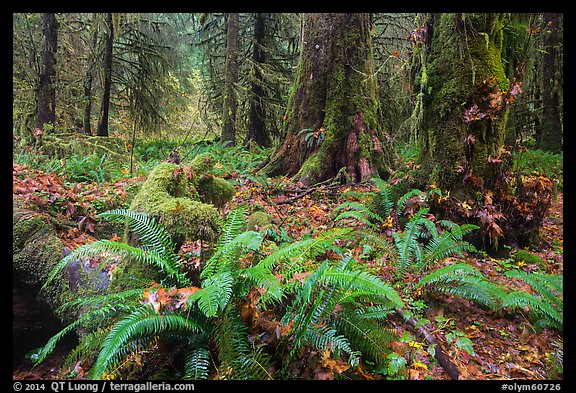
<box><xmin>13</xmin><ymin>166</ymin><xmax>563</xmax><ymax>381</ymax></box>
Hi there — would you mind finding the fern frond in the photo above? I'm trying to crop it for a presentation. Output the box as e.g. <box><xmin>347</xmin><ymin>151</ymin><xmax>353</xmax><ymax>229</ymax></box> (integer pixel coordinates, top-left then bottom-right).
<box><xmin>422</xmin><ymin>231</ymin><xmax>477</xmax><ymax>269</ymax></box>
<box><xmin>417</xmin><ymin>263</ymin><xmax>506</xmax><ymax>310</ymax></box>
<box><xmin>504</xmin><ymin>270</ymin><xmax>563</xmax><ymax>309</ymax></box>
<box><xmin>334</xmin><ymin>210</ymin><xmax>382</xmax><ymax>230</ymax></box>
<box><xmin>503</xmin><ymin>291</ymin><xmax>563</xmax><ymax>329</ymax></box>
<box><xmin>256</xmin><ymin>228</ymin><xmax>352</xmax><ymax>271</ymax></box>
<box><xmin>90</xmin><ymin>305</ymin><xmax>203</xmax><ymax>379</ymax></box>
<box><xmin>35</xmin><ymin>297</ymin><xmax>139</xmax><ymax>365</ymax></box>
<box><xmin>97</xmin><ymin>209</ymin><xmax>181</xmax><ymax>266</ymax></box>
<box><xmin>321</xmin><ymin>268</ymin><xmax>405</xmax><ymax>310</ymax></box>
<box><xmin>334</xmin><ymin>308</ymin><xmax>396</xmax><ymax>363</ymax></box>
<box><xmin>371</xmin><ymin>177</ymin><xmax>395</xmax><ymax>218</ymax></box>
<box><xmin>190</xmin><ymin>271</ymin><xmax>234</xmax><ymax>317</ymax></box>
<box><xmin>305</xmin><ymin>325</ymin><xmax>361</xmax><ymax>367</ymax></box>
<box><xmin>183</xmin><ymin>344</ymin><xmax>211</xmax><ymax>380</ymax></box>
<box><xmin>396</xmin><ymin>189</ymin><xmax>425</xmax><ymax>216</ymax></box>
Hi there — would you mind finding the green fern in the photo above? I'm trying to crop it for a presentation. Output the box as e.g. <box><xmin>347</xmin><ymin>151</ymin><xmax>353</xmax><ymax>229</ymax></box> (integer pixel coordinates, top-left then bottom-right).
<box><xmin>183</xmin><ymin>341</ymin><xmax>211</xmax><ymax>380</ymax></box>
<box><xmin>213</xmin><ymin>305</ymin><xmax>273</xmax><ymax>379</ymax></box>
<box><xmin>333</xmin><ymin>201</ymin><xmax>384</xmax><ymax>230</ymax></box>
<box><xmin>502</xmin><ymin>270</ymin><xmax>563</xmax><ymax>329</ymax></box>
<box><xmin>392</xmin><ymin>208</ymin><xmax>478</xmax><ymax>276</ymax></box>
<box><xmin>34</xmin><ymin>289</ymin><xmax>144</xmax><ymax>365</ymax></box>
<box><xmin>277</xmin><ymin>253</ymin><xmax>404</xmax><ymax>371</ymax></box>
<box><xmin>416</xmin><ymin>263</ymin><xmax>507</xmax><ymax>311</ymax></box>
<box><xmin>90</xmin><ymin>305</ymin><xmax>203</xmax><ymax>379</ymax></box>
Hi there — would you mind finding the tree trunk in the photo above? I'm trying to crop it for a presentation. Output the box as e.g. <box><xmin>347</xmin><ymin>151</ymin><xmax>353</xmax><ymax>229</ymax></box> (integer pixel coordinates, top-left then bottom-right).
<box><xmin>263</xmin><ymin>13</ymin><xmax>389</xmax><ymax>185</ymax></box>
<box><xmin>97</xmin><ymin>13</ymin><xmax>114</xmax><ymax>137</ymax></box>
<box><xmin>420</xmin><ymin>13</ymin><xmax>510</xmax><ymax>198</ymax></box>
<box><xmin>83</xmin><ymin>15</ymin><xmax>99</xmax><ymax>136</ymax></box>
<box><xmin>222</xmin><ymin>13</ymin><xmax>239</xmax><ymax>147</ymax></box>
<box><xmin>538</xmin><ymin>13</ymin><xmax>562</xmax><ymax>152</ymax></box>
<box><xmin>36</xmin><ymin>13</ymin><xmax>58</xmax><ymax>131</ymax></box>
<box><xmin>246</xmin><ymin>13</ymin><xmax>271</xmax><ymax>148</ymax></box>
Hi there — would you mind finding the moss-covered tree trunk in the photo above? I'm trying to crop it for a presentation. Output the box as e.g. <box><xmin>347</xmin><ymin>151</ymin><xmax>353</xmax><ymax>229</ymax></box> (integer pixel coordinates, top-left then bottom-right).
<box><xmin>36</xmin><ymin>13</ymin><xmax>58</xmax><ymax>131</ymax></box>
<box><xmin>420</xmin><ymin>13</ymin><xmax>511</xmax><ymax>198</ymax></box>
<box><xmin>538</xmin><ymin>13</ymin><xmax>562</xmax><ymax>152</ymax></box>
<box><xmin>263</xmin><ymin>13</ymin><xmax>389</xmax><ymax>185</ymax></box>
<box><xmin>222</xmin><ymin>13</ymin><xmax>239</xmax><ymax>147</ymax></box>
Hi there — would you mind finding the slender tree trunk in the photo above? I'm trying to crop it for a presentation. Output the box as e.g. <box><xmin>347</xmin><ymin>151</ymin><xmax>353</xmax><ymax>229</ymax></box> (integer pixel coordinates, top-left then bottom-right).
<box><xmin>97</xmin><ymin>13</ymin><xmax>113</xmax><ymax>137</ymax></box>
<box><xmin>420</xmin><ymin>13</ymin><xmax>510</xmax><ymax>198</ymax></box>
<box><xmin>246</xmin><ymin>13</ymin><xmax>271</xmax><ymax>148</ymax></box>
<box><xmin>221</xmin><ymin>13</ymin><xmax>239</xmax><ymax>147</ymax></box>
<box><xmin>263</xmin><ymin>13</ymin><xmax>389</xmax><ymax>185</ymax></box>
<box><xmin>83</xmin><ymin>15</ymin><xmax>99</xmax><ymax>136</ymax></box>
<box><xmin>36</xmin><ymin>13</ymin><xmax>58</xmax><ymax>131</ymax></box>
<box><xmin>538</xmin><ymin>13</ymin><xmax>562</xmax><ymax>152</ymax></box>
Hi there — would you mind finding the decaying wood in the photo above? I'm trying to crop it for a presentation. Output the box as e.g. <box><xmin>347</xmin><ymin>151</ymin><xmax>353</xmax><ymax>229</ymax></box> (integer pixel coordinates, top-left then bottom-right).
<box><xmin>397</xmin><ymin>308</ymin><xmax>461</xmax><ymax>380</ymax></box>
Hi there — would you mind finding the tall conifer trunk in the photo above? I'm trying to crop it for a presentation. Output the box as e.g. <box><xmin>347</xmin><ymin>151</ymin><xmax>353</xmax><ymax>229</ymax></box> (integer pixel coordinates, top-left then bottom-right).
<box><xmin>97</xmin><ymin>13</ymin><xmax>113</xmax><ymax>137</ymax></box>
<box><xmin>539</xmin><ymin>13</ymin><xmax>562</xmax><ymax>152</ymax></box>
<box><xmin>246</xmin><ymin>13</ymin><xmax>270</xmax><ymax>147</ymax></box>
<box><xmin>36</xmin><ymin>13</ymin><xmax>58</xmax><ymax>131</ymax></box>
<box><xmin>263</xmin><ymin>13</ymin><xmax>389</xmax><ymax>185</ymax></box>
<box><xmin>222</xmin><ymin>13</ymin><xmax>239</xmax><ymax>146</ymax></box>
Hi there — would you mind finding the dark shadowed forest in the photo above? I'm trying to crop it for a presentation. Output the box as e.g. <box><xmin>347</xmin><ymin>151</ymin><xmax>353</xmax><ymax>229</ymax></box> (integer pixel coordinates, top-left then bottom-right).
<box><xmin>13</xmin><ymin>12</ymin><xmax>563</xmax><ymax>383</ymax></box>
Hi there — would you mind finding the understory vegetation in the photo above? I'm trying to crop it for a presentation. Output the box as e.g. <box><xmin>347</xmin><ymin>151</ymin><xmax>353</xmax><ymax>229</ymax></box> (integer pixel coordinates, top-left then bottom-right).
<box><xmin>13</xmin><ymin>12</ymin><xmax>562</xmax><ymax>382</ymax></box>
<box><xmin>13</xmin><ymin>140</ymin><xmax>563</xmax><ymax>380</ymax></box>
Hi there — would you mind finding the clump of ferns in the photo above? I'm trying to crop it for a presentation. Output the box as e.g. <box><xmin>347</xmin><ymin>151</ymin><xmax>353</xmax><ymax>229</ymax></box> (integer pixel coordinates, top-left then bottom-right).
<box><xmin>415</xmin><ymin>263</ymin><xmax>563</xmax><ymax>331</ymax></box>
<box><xmin>35</xmin><ymin>207</ymin><xmax>282</xmax><ymax>380</ymax></box>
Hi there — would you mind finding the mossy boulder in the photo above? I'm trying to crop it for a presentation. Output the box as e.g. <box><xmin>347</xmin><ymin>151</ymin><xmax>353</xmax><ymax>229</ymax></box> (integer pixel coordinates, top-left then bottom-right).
<box><xmin>190</xmin><ymin>152</ymin><xmax>215</xmax><ymax>178</ymax></box>
<box><xmin>129</xmin><ymin>162</ymin><xmax>221</xmax><ymax>243</ymax></box>
<box><xmin>13</xmin><ymin>200</ymin><xmax>64</xmax><ymax>293</ymax></box>
<box><xmin>13</xmin><ymin>197</ymin><xmax>102</xmax><ymax>324</ymax></box>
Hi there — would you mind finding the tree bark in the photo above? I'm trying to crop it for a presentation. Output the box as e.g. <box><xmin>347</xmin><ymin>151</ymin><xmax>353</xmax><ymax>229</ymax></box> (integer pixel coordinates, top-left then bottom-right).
<box><xmin>263</xmin><ymin>13</ymin><xmax>389</xmax><ymax>186</ymax></box>
<box><xmin>222</xmin><ymin>13</ymin><xmax>239</xmax><ymax>147</ymax></box>
<box><xmin>246</xmin><ymin>13</ymin><xmax>271</xmax><ymax>148</ymax></box>
<box><xmin>96</xmin><ymin>13</ymin><xmax>114</xmax><ymax>137</ymax></box>
<box><xmin>36</xmin><ymin>13</ymin><xmax>58</xmax><ymax>131</ymax></box>
<box><xmin>83</xmin><ymin>15</ymin><xmax>99</xmax><ymax>136</ymax></box>
<box><xmin>420</xmin><ymin>13</ymin><xmax>510</xmax><ymax>198</ymax></box>
<box><xmin>538</xmin><ymin>13</ymin><xmax>562</xmax><ymax>152</ymax></box>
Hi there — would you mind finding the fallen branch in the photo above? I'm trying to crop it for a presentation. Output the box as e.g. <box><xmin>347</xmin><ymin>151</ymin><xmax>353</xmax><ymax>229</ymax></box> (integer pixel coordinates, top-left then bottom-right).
<box><xmin>276</xmin><ymin>187</ymin><xmax>317</xmax><ymax>205</ymax></box>
<box><xmin>397</xmin><ymin>308</ymin><xmax>461</xmax><ymax>380</ymax></box>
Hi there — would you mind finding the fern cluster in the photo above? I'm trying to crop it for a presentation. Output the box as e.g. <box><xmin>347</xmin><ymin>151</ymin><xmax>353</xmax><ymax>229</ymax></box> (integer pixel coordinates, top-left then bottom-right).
<box><xmin>416</xmin><ymin>262</ymin><xmax>563</xmax><ymax>330</ymax></box>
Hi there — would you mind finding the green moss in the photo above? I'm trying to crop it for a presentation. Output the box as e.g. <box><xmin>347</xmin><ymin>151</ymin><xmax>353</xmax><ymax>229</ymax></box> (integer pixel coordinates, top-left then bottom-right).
<box><xmin>420</xmin><ymin>13</ymin><xmax>511</xmax><ymax>195</ymax></box>
<box><xmin>190</xmin><ymin>153</ymin><xmax>215</xmax><ymax>178</ymax></box>
<box><xmin>130</xmin><ymin>162</ymin><xmax>220</xmax><ymax>242</ymax></box>
<box><xmin>197</xmin><ymin>175</ymin><xmax>235</xmax><ymax>209</ymax></box>
<box><xmin>514</xmin><ymin>249</ymin><xmax>545</xmax><ymax>267</ymax></box>
<box><xmin>247</xmin><ymin>211</ymin><xmax>272</xmax><ymax>231</ymax></box>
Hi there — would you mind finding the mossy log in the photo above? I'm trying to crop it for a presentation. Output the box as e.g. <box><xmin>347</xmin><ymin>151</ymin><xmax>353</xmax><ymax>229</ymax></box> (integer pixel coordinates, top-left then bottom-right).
<box><xmin>13</xmin><ymin>196</ymin><xmax>109</xmax><ymax>312</ymax></box>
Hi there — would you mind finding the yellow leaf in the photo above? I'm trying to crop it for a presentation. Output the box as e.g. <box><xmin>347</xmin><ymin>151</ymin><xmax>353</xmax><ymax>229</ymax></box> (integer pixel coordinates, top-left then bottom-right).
<box><xmin>412</xmin><ymin>361</ymin><xmax>428</xmax><ymax>370</ymax></box>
